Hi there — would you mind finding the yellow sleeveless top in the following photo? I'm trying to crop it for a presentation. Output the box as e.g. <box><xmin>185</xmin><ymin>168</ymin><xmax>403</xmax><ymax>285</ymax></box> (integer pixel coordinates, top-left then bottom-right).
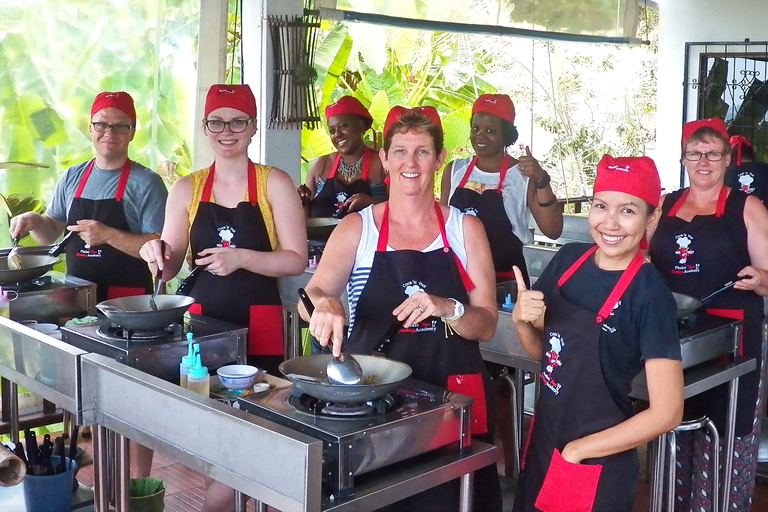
<box><xmin>187</xmin><ymin>165</ymin><xmax>278</xmax><ymax>250</ymax></box>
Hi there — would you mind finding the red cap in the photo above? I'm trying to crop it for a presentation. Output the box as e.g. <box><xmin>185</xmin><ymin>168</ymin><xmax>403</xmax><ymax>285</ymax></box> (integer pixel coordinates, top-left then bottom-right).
<box><xmin>472</xmin><ymin>94</ymin><xmax>515</xmax><ymax>124</ymax></box>
<box><xmin>383</xmin><ymin>106</ymin><xmax>442</xmax><ymax>138</ymax></box>
<box><xmin>91</xmin><ymin>91</ymin><xmax>136</xmax><ymax>124</ymax></box>
<box><xmin>325</xmin><ymin>96</ymin><xmax>373</xmax><ymax>126</ymax></box>
<box><xmin>681</xmin><ymin>118</ymin><xmax>729</xmax><ymax>145</ymax></box>
<box><xmin>594</xmin><ymin>155</ymin><xmax>661</xmax><ymax>208</ymax></box>
<box><xmin>204</xmin><ymin>84</ymin><xmax>257</xmax><ymax>118</ymax></box>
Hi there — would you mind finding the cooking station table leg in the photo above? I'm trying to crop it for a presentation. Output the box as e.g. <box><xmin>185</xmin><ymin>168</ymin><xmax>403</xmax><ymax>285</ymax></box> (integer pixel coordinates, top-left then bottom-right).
<box><xmin>94</xmin><ymin>425</ymin><xmax>110</xmax><ymax>512</ymax></box>
<box><xmin>720</xmin><ymin>376</ymin><xmax>739</xmax><ymax>512</ymax></box>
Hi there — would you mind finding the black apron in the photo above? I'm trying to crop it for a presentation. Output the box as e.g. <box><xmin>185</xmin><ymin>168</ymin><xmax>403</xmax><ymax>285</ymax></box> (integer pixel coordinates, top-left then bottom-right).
<box><xmin>514</xmin><ymin>247</ymin><xmax>643</xmax><ymax>512</ymax></box>
<box><xmin>66</xmin><ymin>158</ymin><xmax>153</xmax><ymax>303</ymax></box>
<box><xmin>648</xmin><ymin>187</ymin><xmax>764</xmax><ymax>436</ymax></box>
<box><xmin>725</xmin><ymin>161</ymin><xmax>768</xmax><ymax>204</ymax></box>
<box><xmin>346</xmin><ymin>203</ymin><xmax>501</xmax><ymax>512</ymax></box>
<box><xmin>187</xmin><ymin>162</ymin><xmax>284</xmax><ymax>372</ymax></box>
<box><xmin>449</xmin><ymin>155</ymin><xmax>529</xmax><ymax>285</ymax></box>
<box><xmin>310</xmin><ymin>148</ymin><xmax>374</xmax><ymax>218</ymax></box>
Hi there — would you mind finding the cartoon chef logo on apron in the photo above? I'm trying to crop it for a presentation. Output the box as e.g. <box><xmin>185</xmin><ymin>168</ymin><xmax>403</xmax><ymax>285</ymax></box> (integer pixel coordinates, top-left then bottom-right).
<box><xmin>542</xmin><ymin>331</ymin><xmax>565</xmax><ymax>395</ymax></box>
<box><xmin>600</xmin><ymin>300</ymin><xmax>622</xmax><ymax>334</ymax></box>
<box><xmin>462</xmin><ymin>207</ymin><xmax>479</xmax><ymax>217</ymax></box>
<box><xmin>399</xmin><ymin>281</ymin><xmax>439</xmax><ymax>334</ymax></box>
<box><xmin>334</xmin><ymin>192</ymin><xmax>348</xmax><ymax>213</ymax></box>
<box><xmin>738</xmin><ymin>172</ymin><xmax>755</xmax><ymax>194</ymax></box>
<box><xmin>673</xmin><ymin>233</ymin><xmax>700</xmax><ymax>274</ymax></box>
<box><xmin>217</xmin><ymin>226</ymin><xmax>236</xmax><ymax>248</ymax></box>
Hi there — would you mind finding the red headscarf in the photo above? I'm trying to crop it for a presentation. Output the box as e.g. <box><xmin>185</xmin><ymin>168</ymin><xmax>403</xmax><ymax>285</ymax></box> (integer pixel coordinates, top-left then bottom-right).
<box><xmin>383</xmin><ymin>106</ymin><xmax>442</xmax><ymax>139</ymax></box>
<box><xmin>91</xmin><ymin>91</ymin><xmax>136</xmax><ymax>124</ymax></box>
<box><xmin>681</xmin><ymin>118</ymin><xmax>729</xmax><ymax>146</ymax></box>
<box><xmin>324</xmin><ymin>96</ymin><xmax>373</xmax><ymax>127</ymax></box>
<box><xmin>472</xmin><ymin>94</ymin><xmax>515</xmax><ymax>124</ymax></box>
<box><xmin>729</xmin><ymin>135</ymin><xmax>752</xmax><ymax>166</ymax></box>
<box><xmin>204</xmin><ymin>84</ymin><xmax>257</xmax><ymax>118</ymax></box>
<box><xmin>594</xmin><ymin>154</ymin><xmax>661</xmax><ymax>208</ymax></box>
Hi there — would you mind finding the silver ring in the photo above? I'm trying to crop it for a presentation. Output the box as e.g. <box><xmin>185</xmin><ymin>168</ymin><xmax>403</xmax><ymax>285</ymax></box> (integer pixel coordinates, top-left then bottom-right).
<box><xmin>417</xmin><ymin>305</ymin><xmax>425</xmax><ymax>313</ymax></box>
<box><xmin>210</xmin><ymin>269</ymin><xmax>216</xmax><ymax>275</ymax></box>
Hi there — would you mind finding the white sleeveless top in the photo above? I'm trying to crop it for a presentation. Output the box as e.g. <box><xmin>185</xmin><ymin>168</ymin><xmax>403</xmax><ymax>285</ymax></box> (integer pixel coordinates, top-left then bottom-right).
<box><xmin>448</xmin><ymin>157</ymin><xmax>533</xmax><ymax>244</ymax></box>
<box><xmin>346</xmin><ymin>205</ymin><xmax>469</xmax><ymax>332</ymax></box>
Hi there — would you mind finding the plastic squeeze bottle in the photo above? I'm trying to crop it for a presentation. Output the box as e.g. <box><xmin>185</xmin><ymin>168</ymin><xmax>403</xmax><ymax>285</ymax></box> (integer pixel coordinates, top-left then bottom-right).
<box><xmin>0</xmin><ymin>288</ymin><xmax>9</xmax><ymax>319</ymax></box>
<box><xmin>186</xmin><ymin>353</ymin><xmax>210</xmax><ymax>397</ymax></box>
<box><xmin>179</xmin><ymin>336</ymin><xmax>198</xmax><ymax>388</ymax></box>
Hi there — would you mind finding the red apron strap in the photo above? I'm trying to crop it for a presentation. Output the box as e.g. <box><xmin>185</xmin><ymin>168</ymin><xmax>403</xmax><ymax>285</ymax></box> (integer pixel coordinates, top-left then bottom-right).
<box><xmin>361</xmin><ymin>147</ymin><xmax>371</xmax><ymax>181</ymax></box>
<box><xmin>456</xmin><ymin>157</ymin><xmax>478</xmax><ymax>189</ymax></box>
<box><xmin>247</xmin><ymin>160</ymin><xmax>257</xmax><ymax>206</ymax></box>
<box><xmin>456</xmin><ymin>155</ymin><xmax>511</xmax><ymax>192</ymax></box>
<box><xmin>114</xmin><ymin>159</ymin><xmax>132</xmax><ymax>202</ymax></box>
<box><xmin>376</xmin><ymin>203</ymin><xmax>390</xmax><ymax>252</ymax></box>
<box><xmin>328</xmin><ymin>153</ymin><xmax>342</xmax><ymax>179</ymax></box>
<box><xmin>668</xmin><ymin>187</ymin><xmax>727</xmax><ymax>217</ymax></box>
<box><xmin>557</xmin><ymin>246</ymin><xmax>598</xmax><ymax>287</ymax></box>
<box><xmin>200</xmin><ymin>164</ymin><xmax>216</xmax><ymax>202</ymax></box>
<box><xmin>73</xmin><ymin>160</ymin><xmax>96</xmax><ymax>199</ymax></box>
<box><xmin>435</xmin><ymin>204</ymin><xmax>475</xmax><ymax>292</ymax></box>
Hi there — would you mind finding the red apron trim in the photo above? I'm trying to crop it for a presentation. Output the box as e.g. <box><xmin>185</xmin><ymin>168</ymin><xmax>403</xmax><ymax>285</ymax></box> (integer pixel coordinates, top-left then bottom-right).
<box><xmin>456</xmin><ymin>155</ymin><xmax>512</xmax><ymax>193</ymax></box>
<box><xmin>248</xmin><ymin>304</ymin><xmax>284</xmax><ymax>356</ymax></box>
<box><xmin>557</xmin><ymin>246</ymin><xmax>597</xmax><ymax>286</ymax></box>
<box><xmin>495</xmin><ymin>269</ymin><xmax>516</xmax><ymax>280</ymax></box>
<box><xmin>188</xmin><ymin>303</ymin><xmax>203</xmax><ymax>315</ymax></box>
<box><xmin>201</xmin><ymin>161</ymin><xmax>258</xmax><ymax>205</ymax></box>
<box><xmin>520</xmin><ymin>413</ymin><xmax>536</xmax><ymax>470</ymax></box>
<box><xmin>705</xmin><ymin>307</ymin><xmax>745</xmax><ymax>356</ymax></box>
<box><xmin>106</xmin><ymin>286</ymin><xmax>146</xmax><ymax>300</ymax></box>
<box><xmin>446</xmin><ymin>373</ymin><xmax>488</xmax><ymax>435</ymax></box>
<box><xmin>535</xmin><ymin>448</ymin><xmax>602</xmax><ymax>512</ymax></box>
<box><xmin>329</xmin><ymin>147</ymin><xmax>372</xmax><ymax>181</ymax></box>
<box><xmin>667</xmin><ymin>187</ymin><xmax>727</xmax><ymax>218</ymax></box>
<box><xmin>74</xmin><ymin>159</ymin><xmax>132</xmax><ymax>202</ymax></box>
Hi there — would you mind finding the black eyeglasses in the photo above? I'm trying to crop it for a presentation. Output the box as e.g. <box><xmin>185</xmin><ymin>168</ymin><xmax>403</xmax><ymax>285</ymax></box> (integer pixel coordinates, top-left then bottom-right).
<box><xmin>91</xmin><ymin>122</ymin><xmax>134</xmax><ymax>135</ymax></box>
<box><xmin>203</xmin><ymin>118</ymin><xmax>253</xmax><ymax>133</ymax></box>
<box><xmin>683</xmin><ymin>151</ymin><xmax>725</xmax><ymax>162</ymax></box>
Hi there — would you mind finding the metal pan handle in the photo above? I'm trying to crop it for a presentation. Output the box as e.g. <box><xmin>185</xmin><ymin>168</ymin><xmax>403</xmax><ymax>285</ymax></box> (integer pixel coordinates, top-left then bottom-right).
<box><xmin>298</xmin><ymin>288</ymin><xmax>315</xmax><ymax>315</ymax></box>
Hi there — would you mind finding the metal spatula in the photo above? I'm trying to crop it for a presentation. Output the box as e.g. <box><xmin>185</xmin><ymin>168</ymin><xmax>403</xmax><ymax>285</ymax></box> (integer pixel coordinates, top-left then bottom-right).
<box><xmin>150</xmin><ymin>267</ymin><xmax>163</xmax><ymax>311</ymax></box>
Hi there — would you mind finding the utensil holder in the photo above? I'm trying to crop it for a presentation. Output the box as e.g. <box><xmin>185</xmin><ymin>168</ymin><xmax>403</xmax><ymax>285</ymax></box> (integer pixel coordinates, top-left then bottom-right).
<box><xmin>22</xmin><ymin>456</ymin><xmax>77</xmax><ymax>512</ymax></box>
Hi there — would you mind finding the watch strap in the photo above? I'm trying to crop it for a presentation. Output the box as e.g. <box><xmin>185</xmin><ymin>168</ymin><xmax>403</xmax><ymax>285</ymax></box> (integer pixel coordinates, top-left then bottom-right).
<box><xmin>535</xmin><ymin>172</ymin><xmax>551</xmax><ymax>189</ymax></box>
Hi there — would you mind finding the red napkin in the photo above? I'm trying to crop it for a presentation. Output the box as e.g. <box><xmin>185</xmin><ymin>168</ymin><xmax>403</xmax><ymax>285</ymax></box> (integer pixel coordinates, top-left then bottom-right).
<box><xmin>535</xmin><ymin>448</ymin><xmax>602</xmax><ymax>512</ymax></box>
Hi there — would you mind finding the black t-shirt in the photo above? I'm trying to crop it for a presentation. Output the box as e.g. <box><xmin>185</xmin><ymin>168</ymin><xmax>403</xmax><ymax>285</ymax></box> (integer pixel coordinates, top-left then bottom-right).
<box><xmin>725</xmin><ymin>161</ymin><xmax>768</xmax><ymax>204</ymax></box>
<box><xmin>533</xmin><ymin>243</ymin><xmax>682</xmax><ymax>416</ymax></box>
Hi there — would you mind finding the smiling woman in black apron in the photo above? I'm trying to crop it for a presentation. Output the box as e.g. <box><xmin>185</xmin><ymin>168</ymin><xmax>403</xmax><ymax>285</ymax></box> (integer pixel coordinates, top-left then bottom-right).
<box><xmin>648</xmin><ymin>118</ymin><xmax>768</xmax><ymax>511</ymax></box>
<box><xmin>513</xmin><ymin>155</ymin><xmax>683</xmax><ymax>512</ymax></box>
<box><xmin>298</xmin><ymin>96</ymin><xmax>386</xmax><ymax>218</ymax></box>
<box><xmin>440</xmin><ymin>94</ymin><xmax>562</xmax><ymax>285</ymax></box>
<box><xmin>301</xmin><ymin>106</ymin><xmax>502</xmax><ymax>512</ymax></box>
<box><xmin>140</xmin><ymin>84</ymin><xmax>307</xmax><ymax>512</ymax></box>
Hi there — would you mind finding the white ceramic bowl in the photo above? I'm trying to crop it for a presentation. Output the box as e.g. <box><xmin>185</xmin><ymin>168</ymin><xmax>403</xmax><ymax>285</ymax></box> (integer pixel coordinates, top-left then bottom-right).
<box><xmin>216</xmin><ymin>365</ymin><xmax>263</xmax><ymax>391</ymax></box>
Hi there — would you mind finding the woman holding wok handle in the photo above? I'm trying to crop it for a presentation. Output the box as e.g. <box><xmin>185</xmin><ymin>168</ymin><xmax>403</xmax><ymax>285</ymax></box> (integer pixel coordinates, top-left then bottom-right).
<box><xmin>648</xmin><ymin>117</ymin><xmax>768</xmax><ymax>511</ymax></box>
<box><xmin>301</xmin><ymin>105</ymin><xmax>502</xmax><ymax>511</ymax></box>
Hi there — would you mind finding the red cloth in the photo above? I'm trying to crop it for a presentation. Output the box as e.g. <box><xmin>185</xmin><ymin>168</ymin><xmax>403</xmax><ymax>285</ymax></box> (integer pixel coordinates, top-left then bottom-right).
<box><xmin>446</xmin><ymin>373</ymin><xmax>487</xmax><ymax>435</ymax></box>
<box><xmin>383</xmin><ymin>106</ymin><xmax>442</xmax><ymax>139</ymax></box>
<box><xmin>204</xmin><ymin>84</ymin><xmax>257</xmax><ymax>118</ymax></box>
<box><xmin>472</xmin><ymin>94</ymin><xmax>515</xmax><ymax>123</ymax></box>
<box><xmin>535</xmin><ymin>449</ymin><xmax>602</xmax><ymax>512</ymax></box>
<box><xmin>106</xmin><ymin>286</ymin><xmax>145</xmax><ymax>300</ymax></box>
<box><xmin>682</xmin><ymin>118</ymin><xmax>729</xmax><ymax>144</ymax></box>
<box><xmin>325</xmin><ymin>96</ymin><xmax>372</xmax><ymax>127</ymax></box>
<box><xmin>91</xmin><ymin>91</ymin><xmax>136</xmax><ymax>123</ymax></box>
<box><xmin>594</xmin><ymin>154</ymin><xmax>661</xmax><ymax>208</ymax></box>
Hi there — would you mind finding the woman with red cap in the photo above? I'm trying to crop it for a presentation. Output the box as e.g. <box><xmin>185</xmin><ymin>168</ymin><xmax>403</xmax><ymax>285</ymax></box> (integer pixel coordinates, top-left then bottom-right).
<box><xmin>649</xmin><ymin>118</ymin><xmax>768</xmax><ymax>511</ymax></box>
<box><xmin>140</xmin><ymin>84</ymin><xmax>307</xmax><ymax>510</ymax></box>
<box><xmin>441</xmin><ymin>93</ymin><xmax>562</xmax><ymax>286</ymax></box>
<box><xmin>299</xmin><ymin>95</ymin><xmax>386</xmax><ymax>218</ymax></box>
<box><xmin>726</xmin><ymin>134</ymin><xmax>768</xmax><ymax>204</ymax></box>
<box><xmin>513</xmin><ymin>155</ymin><xmax>683</xmax><ymax>512</ymax></box>
<box><xmin>301</xmin><ymin>105</ymin><xmax>502</xmax><ymax>511</ymax></box>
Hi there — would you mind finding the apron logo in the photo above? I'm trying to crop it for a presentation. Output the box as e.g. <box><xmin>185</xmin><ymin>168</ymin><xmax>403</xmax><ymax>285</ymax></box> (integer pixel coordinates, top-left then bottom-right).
<box><xmin>738</xmin><ymin>173</ymin><xmax>755</xmax><ymax>194</ymax></box>
<box><xmin>77</xmin><ymin>244</ymin><xmax>102</xmax><ymax>258</ymax></box>
<box><xmin>217</xmin><ymin>226</ymin><xmax>237</xmax><ymax>248</ymax></box>
<box><xmin>672</xmin><ymin>233</ymin><xmax>700</xmax><ymax>274</ymax></box>
<box><xmin>334</xmin><ymin>192</ymin><xmax>348</xmax><ymax>214</ymax></box>
<box><xmin>541</xmin><ymin>332</ymin><xmax>565</xmax><ymax>395</ymax></box>
<box><xmin>400</xmin><ymin>319</ymin><xmax>438</xmax><ymax>334</ymax></box>
<box><xmin>606</xmin><ymin>164</ymin><xmax>631</xmax><ymax>172</ymax></box>
<box><xmin>402</xmin><ymin>281</ymin><xmax>427</xmax><ymax>296</ymax></box>
<box><xmin>601</xmin><ymin>300</ymin><xmax>621</xmax><ymax>333</ymax></box>
<box><xmin>462</xmin><ymin>207</ymin><xmax>479</xmax><ymax>217</ymax></box>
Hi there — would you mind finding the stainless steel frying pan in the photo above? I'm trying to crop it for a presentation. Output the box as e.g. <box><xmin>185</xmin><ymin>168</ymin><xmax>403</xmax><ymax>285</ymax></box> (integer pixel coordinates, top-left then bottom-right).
<box><xmin>0</xmin><ymin>255</ymin><xmax>58</xmax><ymax>284</ymax></box>
<box><xmin>673</xmin><ymin>279</ymin><xmax>741</xmax><ymax>319</ymax></box>
<box><xmin>96</xmin><ymin>295</ymin><xmax>195</xmax><ymax>330</ymax></box>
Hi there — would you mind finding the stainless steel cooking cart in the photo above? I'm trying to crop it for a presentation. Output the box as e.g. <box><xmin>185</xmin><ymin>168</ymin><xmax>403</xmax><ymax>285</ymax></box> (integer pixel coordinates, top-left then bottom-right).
<box><xmin>80</xmin><ymin>355</ymin><xmax>498</xmax><ymax>512</ymax></box>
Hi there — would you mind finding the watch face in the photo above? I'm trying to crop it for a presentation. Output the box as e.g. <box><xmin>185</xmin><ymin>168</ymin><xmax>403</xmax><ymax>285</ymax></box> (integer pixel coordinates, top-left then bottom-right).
<box><xmin>455</xmin><ymin>300</ymin><xmax>465</xmax><ymax>318</ymax></box>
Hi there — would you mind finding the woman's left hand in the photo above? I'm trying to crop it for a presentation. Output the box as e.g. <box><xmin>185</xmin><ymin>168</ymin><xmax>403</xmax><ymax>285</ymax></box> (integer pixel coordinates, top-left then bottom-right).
<box><xmin>517</xmin><ymin>146</ymin><xmax>546</xmax><ymax>183</ymax></box>
<box><xmin>561</xmin><ymin>441</ymin><xmax>583</xmax><ymax>464</ymax></box>
<box><xmin>735</xmin><ymin>266</ymin><xmax>763</xmax><ymax>291</ymax></box>
<box><xmin>393</xmin><ymin>291</ymin><xmax>453</xmax><ymax>328</ymax></box>
<box><xmin>195</xmin><ymin>247</ymin><xmax>243</xmax><ymax>277</ymax></box>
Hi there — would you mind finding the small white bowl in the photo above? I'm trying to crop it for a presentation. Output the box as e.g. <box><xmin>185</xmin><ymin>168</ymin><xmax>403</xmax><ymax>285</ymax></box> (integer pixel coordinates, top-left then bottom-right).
<box><xmin>217</xmin><ymin>364</ymin><xmax>263</xmax><ymax>391</ymax></box>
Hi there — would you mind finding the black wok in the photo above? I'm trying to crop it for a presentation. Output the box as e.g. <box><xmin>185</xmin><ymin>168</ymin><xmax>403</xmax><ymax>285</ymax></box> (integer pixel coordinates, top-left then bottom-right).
<box><xmin>0</xmin><ymin>255</ymin><xmax>58</xmax><ymax>284</ymax></box>
<box><xmin>673</xmin><ymin>279</ymin><xmax>741</xmax><ymax>320</ymax></box>
<box><xmin>306</xmin><ymin>218</ymin><xmax>341</xmax><ymax>241</ymax></box>
<box><xmin>280</xmin><ymin>354</ymin><xmax>412</xmax><ymax>403</ymax></box>
<box><xmin>96</xmin><ymin>295</ymin><xmax>195</xmax><ymax>330</ymax></box>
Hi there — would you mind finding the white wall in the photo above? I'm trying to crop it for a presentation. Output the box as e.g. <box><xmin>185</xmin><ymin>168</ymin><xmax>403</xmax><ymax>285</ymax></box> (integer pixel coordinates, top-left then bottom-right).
<box><xmin>656</xmin><ymin>0</ymin><xmax>768</xmax><ymax>191</ymax></box>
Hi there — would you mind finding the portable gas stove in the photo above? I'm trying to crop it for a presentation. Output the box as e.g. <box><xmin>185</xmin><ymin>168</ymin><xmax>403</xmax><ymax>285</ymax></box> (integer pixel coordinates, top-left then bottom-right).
<box><xmin>238</xmin><ymin>378</ymin><xmax>473</xmax><ymax>499</ymax></box>
<box><xmin>677</xmin><ymin>312</ymin><xmax>740</xmax><ymax>369</ymax></box>
<box><xmin>7</xmin><ymin>271</ymin><xmax>96</xmax><ymax>322</ymax></box>
<box><xmin>60</xmin><ymin>313</ymin><xmax>247</xmax><ymax>382</ymax></box>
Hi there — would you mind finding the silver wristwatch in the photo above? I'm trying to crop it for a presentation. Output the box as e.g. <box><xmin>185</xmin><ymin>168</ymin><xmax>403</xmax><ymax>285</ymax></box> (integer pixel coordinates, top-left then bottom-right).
<box><xmin>441</xmin><ymin>298</ymin><xmax>465</xmax><ymax>323</ymax></box>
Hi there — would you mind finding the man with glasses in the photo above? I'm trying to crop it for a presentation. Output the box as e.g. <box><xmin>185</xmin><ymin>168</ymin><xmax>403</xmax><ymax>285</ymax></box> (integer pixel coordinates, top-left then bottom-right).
<box><xmin>10</xmin><ymin>91</ymin><xmax>168</xmax><ymax>303</ymax></box>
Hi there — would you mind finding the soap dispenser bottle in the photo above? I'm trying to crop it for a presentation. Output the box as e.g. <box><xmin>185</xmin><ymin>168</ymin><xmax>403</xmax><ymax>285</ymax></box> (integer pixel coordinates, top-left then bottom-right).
<box><xmin>187</xmin><ymin>354</ymin><xmax>210</xmax><ymax>397</ymax></box>
<box><xmin>179</xmin><ymin>336</ymin><xmax>198</xmax><ymax>388</ymax></box>
<box><xmin>0</xmin><ymin>287</ymin><xmax>9</xmax><ymax>318</ymax></box>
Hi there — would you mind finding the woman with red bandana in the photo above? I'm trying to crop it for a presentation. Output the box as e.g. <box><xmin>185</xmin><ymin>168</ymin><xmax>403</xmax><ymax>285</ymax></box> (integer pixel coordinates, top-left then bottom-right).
<box><xmin>299</xmin><ymin>96</ymin><xmax>386</xmax><ymax>218</ymax></box>
<box><xmin>513</xmin><ymin>155</ymin><xmax>683</xmax><ymax>512</ymax></box>
<box><xmin>302</xmin><ymin>106</ymin><xmax>502</xmax><ymax>511</ymax></box>
<box><xmin>726</xmin><ymin>134</ymin><xmax>768</xmax><ymax>204</ymax></box>
<box><xmin>140</xmin><ymin>84</ymin><xmax>307</xmax><ymax>511</ymax></box>
<box><xmin>441</xmin><ymin>94</ymin><xmax>562</xmax><ymax>286</ymax></box>
<box><xmin>649</xmin><ymin>118</ymin><xmax>768</xmax><ymax>511</ymax></box>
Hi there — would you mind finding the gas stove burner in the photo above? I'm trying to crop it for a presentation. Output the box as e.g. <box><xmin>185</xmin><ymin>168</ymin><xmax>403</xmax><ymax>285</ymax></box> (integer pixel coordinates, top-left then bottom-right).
<box><xmin>2</xmin><ymin>275</ymin><xmax>55</xmax><ymax>292</ymax></box>
<box><xmin>290</xmin><ymin>391</ymin><xmax>405</xmax><ymax>418</ymax></box>
<box><xmin>97</xmin><ymin>320</ymin><xmax>184</xmax><ymax>342</ymax></box>
<box><xmin>678</xmin><ymin>312</ymin><xmax>699</xmax><ymax>332</ymax></box>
